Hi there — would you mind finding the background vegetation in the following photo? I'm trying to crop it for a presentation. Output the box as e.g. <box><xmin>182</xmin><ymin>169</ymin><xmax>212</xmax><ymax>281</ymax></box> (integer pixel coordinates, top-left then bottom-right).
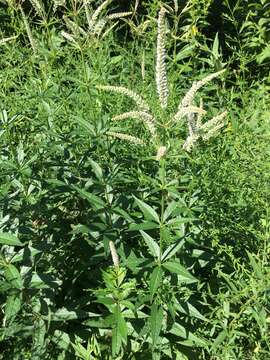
<box><xmin>0</xmin><ymin>0</ymin><xmax>269</xmax><ymax>359</ymax></box>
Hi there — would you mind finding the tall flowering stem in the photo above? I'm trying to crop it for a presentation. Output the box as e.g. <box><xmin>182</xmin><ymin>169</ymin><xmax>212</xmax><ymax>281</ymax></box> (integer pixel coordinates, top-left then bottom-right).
<box><xmin>106</xmin><ymin>131</ymin><xmax>145</xmax><ymax>145</ymax></box>
<box><xmin>97</xmin><ymin>85</ymin><xmax>150</xmax><ymax>112</ymax></box>
<box><xmin>91</xmin><ymin>0</ymin><xmax>112</xmax><ymax>24</ymax></box>
<box><xmin>112</xmin><ymin>111</ymin><xmax>157</xmax><ymax>137</ymax></box>
<box><xmin>180</xmin><ymin>70</ymin><xmax>225</xmax><ymax>109</ymax></box>
<box><xmin>109</xmin><ymin>241</ymin><xmax>119</xmax><ymax>268</ymax></box>
<box><xmin>156</xmin><ymin>7</ymin><xmax>169</xmax><ymax>109</ymax></box>
<box><xmin>19</xmin><ymin>5</ymin><xmax>37</xmax><ymax>53</ymax></box>
<box><xmin>97</xmin><ymin>7</ymin><xmax>227</xmax><ymax>154</ymax></box>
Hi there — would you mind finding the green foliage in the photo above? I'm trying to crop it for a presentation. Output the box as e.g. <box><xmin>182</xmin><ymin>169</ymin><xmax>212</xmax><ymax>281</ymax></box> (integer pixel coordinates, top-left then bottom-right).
<box><xmin>0</xmin><ymin>1</ymin><xmax>269</xmax><ymax>359</ymax></box>
<box><xmin>222</xmin><ymin>0</ymin><xmax>270</xmax><ymax>74</ymax></box>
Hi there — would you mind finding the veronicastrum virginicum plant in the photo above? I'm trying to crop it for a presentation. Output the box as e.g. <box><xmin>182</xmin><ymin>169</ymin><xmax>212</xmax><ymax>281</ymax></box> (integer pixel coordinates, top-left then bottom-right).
<box><xmin>11</xmin><ymin>0</ymin><xmax>132</xmax><ymax>53</ymax></box>
<box><xmin>95</xmin><ymin>7</ymin><xmax>228</xmax><ymax>358</ymax></box>
<box><xmin>61</xmin><ymin>0</ymin><xmax>132</xmax><ymax>43</ymax></box>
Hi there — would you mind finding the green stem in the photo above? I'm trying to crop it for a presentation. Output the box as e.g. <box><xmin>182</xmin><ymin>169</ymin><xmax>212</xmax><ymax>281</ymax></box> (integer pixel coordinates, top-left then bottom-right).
<box><xmin>159</xmin><ymin>157</ymin><xmax>166</xmax><ymax>263</ymax></box>
<box><xmin>262</xmin><ymin>208</ymin><xmax>269</xmax><ymax>266</ymax></box>
<box><xmin>80</xmin><ymin>46</ymin><xmax>88</xmax><ymax>84</ymax></box>
<box><xmin>173</xmin><ymin>14</ymin><xmax>178</xmax><ymax>61</ymax></box>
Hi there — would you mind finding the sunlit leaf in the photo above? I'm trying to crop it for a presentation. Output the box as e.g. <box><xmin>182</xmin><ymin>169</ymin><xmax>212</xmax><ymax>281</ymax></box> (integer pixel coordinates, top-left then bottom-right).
<box><xmin>161</xmin><ymin>238</ymin><xmax>185</xmax><ymax>261</ymax></box>
<box><xmin>4</xmin><ymin>294</ymin><xmax>21</xmax><ymax>324</ymax></box>
<box><xmin>0</xmin><ymin>233</ymin><xmax>24</xmax><ymax>246</ymax></box>
<box><xmin>89</xmin><ymin>159</ymin><xmax>103</xmax><ymax>180</ymax></box>
<box><xmin>150</xmin><ymin>303</ymin><xmax>163</xmax><ymax>347</ymax></box>
<box><xmin>134</xmin><ymin>197</ymin><xmax>159</xmax><ymax>223</ymax></box>
<box><xmin>163</xmin><ymin>201</ymin><xmax>178</xmax><ymax>221</ymax></box>
<box><xmin>28</xmin><ymin>273</ymin><xmax>62</xmax><ymax>289</ymax></box>
<box><xmin>247</xmin><ymin>251</ymin><xmax>263</xmax><ymax>279</ymax></box>
<box><xmin>52</xmin><ymin>330</ymin><xmax>71</xmax><ymax>351</ymax></box>
<box><xmin>170</xmin><ymin>322</ymin><xmax>208</xmax><ymax>347</ymax></box>
<box><xmin>140</xmin><ymin>231</ymin><xmax>160</xmax><ymax>259</ymax></box>
<box><xmin>129</xmin><ymin>221</ymin><xmax>159</xmax><ymax>231</ymax></box>
<box><xmin>211</xmin><ymin>329</ymin><xmax>227</xmax><ymax>350</ymax></box>
<box><xmin>112</xmin><ymin>305</ymin><xmax>127</xmax><ymax>356</ymax></box>
<box><xmin>48</xmin><ymin>308</ymin><xmax>100</xmax><ymax>321</ymax></box>
<box><xmin>4</xmin><ymin>264</ymin><xmax>23</xmax><ymax>289</ymax></box>
<box><xmin>74</xmin><ymin>116</ymin><xmax>95</xmax><ymax>135</ymax></box>
<box><xmin>71</xmin><ymin>184</ymin><xmax>105</xmax><ymax>209</ymax></box>
<box><xmin>149</xmin><ymin>266</ymin><xmax>163</xmax><ymax>301</ymax></box>
<box><xmin>32</xmin><ymin>318</ymin><xmax>46</xmax><ymax>360</ymax></box>
<box><xmin>162</xmin><ymin>261</ymin><xmax>197</xmax><ymax>283</ymax></box>
<box><xmin>175</xmin><ymin>300</ymin><xmax>207</xmax><ymax>321</ymax></box>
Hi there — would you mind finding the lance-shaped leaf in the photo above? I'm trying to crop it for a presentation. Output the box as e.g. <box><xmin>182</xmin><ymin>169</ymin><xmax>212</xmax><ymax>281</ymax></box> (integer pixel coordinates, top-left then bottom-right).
<box><xmin>161</xmin><ymin>237</ymin><xmax>185</xmax><ymax>261</ymax></box>
<box><xmin>134</xmin><ymin>197</ymin><xmax>160</xmax><ymax>223</ymax></box>
<box><xmin>162</xmin><ymin>261</ymin><xmax>197</xmax><ymax>283</ymax></box>
<box><xmin>140</xmin><ymin>231</ymin><xmax>160</xmax><ymax>259</ymax></box>
<box><xmin>112</xmin><ymin>305</ymin><xmax>127</xmax><ymax>356</ymax></box>
<box><xmin>4</xmin><ymin>264</ymin><xmax>23</xmax><ymax>289</ymax></box>
<box><xmin>71</xmin><ymin>184</ymin><xmax>105</xmax><ymax>209</ymax></box>
<box><xmin>149</xmin><ymin>266</ymin><xmax>163</xmax><ymax>301</ymax></box>
<box><xmin>0</xmin><ymin>233</ymin><xmax>24</xmax><ymax>246</ymax></box>
<box><xmin>169</xmin><ymin>322</ymin><xmax>208</xmax><ymax>347</ymax></box>
<box><xmin>150</xmin><ymin>303</ymin><xmax>163</xmax><ymax>347</ymax></box>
